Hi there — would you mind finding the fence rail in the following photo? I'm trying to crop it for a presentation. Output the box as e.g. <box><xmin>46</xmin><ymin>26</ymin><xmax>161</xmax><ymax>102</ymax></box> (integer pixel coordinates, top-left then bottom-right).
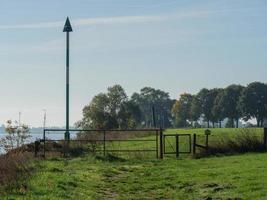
<box><xmin>35</xmin><ymin>128</ymin><xmax>164</xmax><ymax>159</ymax></box>
<box><xmin>34</xmin><ymin>128</ymin><xmax>267</xmax><ymax>159</ymax></box>
<box><xmin>34</xmin><ymin>129</ymin><xmax>211</xmax><ymax>159</ymax></box>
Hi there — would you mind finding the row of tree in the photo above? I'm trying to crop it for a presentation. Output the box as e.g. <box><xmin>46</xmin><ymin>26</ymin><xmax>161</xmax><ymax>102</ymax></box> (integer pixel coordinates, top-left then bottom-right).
<box><xmin>77</xmin><ymin>82</ymin><xmax>267</xmax><ymax>129</ymax></box>
<box><xmin>77</xmin><ymin>85</ymin><xmax>174</xmax><ymax>129</ymax></box>
<box><xmin>172</xmin><ymin>82</ymin><xmax>267</xmax><ymax>128</ymax></box>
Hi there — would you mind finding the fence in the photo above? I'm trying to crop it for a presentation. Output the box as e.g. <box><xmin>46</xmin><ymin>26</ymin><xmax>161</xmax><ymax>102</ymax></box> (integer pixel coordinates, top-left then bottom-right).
<box><xmin>35</xmin><ymin>128</ymin><xmax>164</xmax><ymax>159</ymax></box>
<box><xmin>163</xmin><ymin>134</ymin><xmax>192</xmax><ymax>158</ymax></box>
<box><xmin>192</xmin><ymin>131</ymin><xmax>210</xmax><ymax>154</ymax></box>
<box><xmin>34</xmin><ymin>129</ymin><xmax>209</xmax><ymax>159</ymax></box>
<box><xmin>34</xmin><ymin>128</ymin><xmax>267</xmax><ymax>159</ymax></box>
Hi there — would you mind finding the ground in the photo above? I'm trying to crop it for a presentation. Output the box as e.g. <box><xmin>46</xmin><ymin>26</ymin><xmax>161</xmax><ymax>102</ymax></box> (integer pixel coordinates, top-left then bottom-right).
<box><xmin>3</xmin><ymin>152</ymin><xmax>267</xmax><ymax>200</ymax></box>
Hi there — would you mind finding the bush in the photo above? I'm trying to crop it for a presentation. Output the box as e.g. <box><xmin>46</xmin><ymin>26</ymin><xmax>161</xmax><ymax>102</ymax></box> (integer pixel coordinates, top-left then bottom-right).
<box><xmin>0</xmin><ymin>120</ymin><xmax>31</xmax><ymax>153</ymax></box>
<box><xmin>0</xmin><ymin>151</ymin><xmax>34</xmax><ymax>194</ymax></box>
<box><xmin>200</xmin><ymin>129</ymin><xmax>266</xmax><ymax>156</ymax></box>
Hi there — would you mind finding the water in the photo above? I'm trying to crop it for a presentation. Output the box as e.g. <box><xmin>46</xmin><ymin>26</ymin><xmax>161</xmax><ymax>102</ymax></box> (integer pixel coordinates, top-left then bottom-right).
<box><xmin>0</xmin><ymin>131</ymin><xmax>79</xmax><ymax>155</ymax></box>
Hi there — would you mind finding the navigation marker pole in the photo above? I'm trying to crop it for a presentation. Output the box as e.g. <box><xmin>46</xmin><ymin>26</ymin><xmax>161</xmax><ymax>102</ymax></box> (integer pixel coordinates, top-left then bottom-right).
<box><xmin>63</xmin><ymin>17</ymin><xmax>73</xmax><ymax>141</ymax></box>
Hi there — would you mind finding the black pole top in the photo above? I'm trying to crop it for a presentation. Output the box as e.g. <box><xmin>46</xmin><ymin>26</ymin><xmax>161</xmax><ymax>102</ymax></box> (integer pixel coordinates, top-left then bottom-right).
<box><xmin>63</xmin><ymin>17</ymin><xmax>73</xmax><ymax>32</ymax></box>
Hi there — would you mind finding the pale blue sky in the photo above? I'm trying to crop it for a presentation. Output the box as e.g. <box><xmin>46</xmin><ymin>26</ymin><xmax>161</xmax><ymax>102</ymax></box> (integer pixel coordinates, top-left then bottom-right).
<box><xmin>0</xmin><ymin>0</ymin><xmax>266</xmax><ymax>127</ymax></box>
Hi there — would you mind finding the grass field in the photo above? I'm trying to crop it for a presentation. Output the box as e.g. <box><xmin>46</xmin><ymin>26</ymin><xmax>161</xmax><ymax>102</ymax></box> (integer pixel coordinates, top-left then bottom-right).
<box><xmin>166</xmin><ymin>128</ymin><xmax>263</xmax><ymax>136</ymax></box>
<box><xmin>2</xmin><ymin>128</ymin><xmax>267</xmax><ymax>199</ymax></box>
<box><xmin>95</xmin><ymin>128</ymin><xmax>264</xmax><ymax>159</ymax></box>
<box><xmin>2</xmin><ymin>152</ymin><xmax>267</xmax><ymax>200</ymax></box>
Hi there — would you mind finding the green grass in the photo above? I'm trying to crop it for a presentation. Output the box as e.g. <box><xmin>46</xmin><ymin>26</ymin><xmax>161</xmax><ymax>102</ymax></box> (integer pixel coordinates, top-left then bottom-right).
<box><xmin>102</xmin><ymin>128</ymin><xmax>264</xmax><ymax>158</ymax></box>
<box><xmin>166</xmin><ymin>127</ymin><xmax>262</xmax><ymax>135</ymax></box>
<box><xmin>2</xmin><ymin>128</ymin><xmax>267</xmax><ymax>199</ymax></box>
<box><xmin>2</xmin><ymin>152</ymin><xmax>267</xmax><ymax>199</ymax></box>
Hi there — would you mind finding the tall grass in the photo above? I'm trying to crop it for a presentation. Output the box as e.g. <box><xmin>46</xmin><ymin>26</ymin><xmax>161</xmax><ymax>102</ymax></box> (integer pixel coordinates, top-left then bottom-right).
<box><xmin>201</xmin><ymin>129</ymin><xmax>266</xmax><ymax>156</ymax></box>
<box><xmin>0</xmin><ymin>148</ymin><xmax>34</xmax><ymax>194</ymax></box>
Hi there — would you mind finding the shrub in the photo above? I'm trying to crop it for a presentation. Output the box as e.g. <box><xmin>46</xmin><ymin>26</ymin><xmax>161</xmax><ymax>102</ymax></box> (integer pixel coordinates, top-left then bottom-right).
<box><xmin>0</xmin><ymin>120</ymin><xmax>31</xmax><ymax>153</ymax></box>
<box><xmin>201</xmin><ymin>129</ymin><xmax>266</xmax><ymax>156</ymax></box>
<box><xmin>0</xmin><ymin>151</ymin><xmax>34</xmax><ymax>194</ymax></box>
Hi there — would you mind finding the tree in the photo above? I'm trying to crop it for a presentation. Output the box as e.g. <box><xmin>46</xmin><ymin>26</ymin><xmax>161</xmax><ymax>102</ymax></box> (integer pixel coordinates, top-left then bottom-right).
<box><xmin>225</xmin><ymin>118</ymin><xmax>235</xmax><ymax>128</ymax></box>
<box><xmin>118</xmin><ymin>101</ymin><xmax>141</xmax><ymax>129</ymax></box>
<box><xmin>239</xmin><ymin>82</ymin><xmax>267</xmax><ymax>127</ymax></box>
<box><xmin>214</xmin><ymin>85</ymin><xmax>244</xmax><ymax>128</ymax></box>
<box><xmin>208</xmin><ymin>88</ymin><xmax>223</xmax><ymax>128</ymax></box>
<box><xmin>192</xmin><ymin>88</ymin><xmax>224</xmax><ymax>128</ymax></box>
<box><xmin>131</xmin><ymin>87</ymin><xmax>174</xmax><ymax>128</ymax></box>
<box><xmin>78</xmin><ymin>85</ymin><xmax>141</xmax><ymax>129</ymax></box>
<box><xmin>190</xmin><ymin>95</ymin><xmax>202</xmax><ymax>126</ymax></box>
<box><xmin>194</xmin><ymin>89</ymin><xmax>214</xmax><ymax>128</ymax></box>
<box><xmin>107</xmin><ymin>85</ymin><xmax>127</xmax><ymax>117</ymax></box>
<box><xmin>171</xmin><ymin>93</ymin><xmax>194</xmax><ymax>127</ymax></box>
<box><xmin>212</xmin><ymin>89</ymin><xmax>226</xmax><ymax>128</ymax></box>
<box><xmin>0</xmin><ymin>120</ymin><xmax>30</xmax><ymax>152</ymax></box>
<box><xmin>79</xmin><ymin>93</ymin><xmax>115</xmax><ymax>129</ymax></box>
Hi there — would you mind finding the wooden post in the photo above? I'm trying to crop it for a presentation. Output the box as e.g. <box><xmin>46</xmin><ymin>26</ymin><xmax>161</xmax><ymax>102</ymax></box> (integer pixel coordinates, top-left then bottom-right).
<box><xmin>189</xmin><ymin>134</ymin><xmax>192</xmax><ymax>153</ymax></box>
<box><xmin>205</xmin><ymin>129</ymin><xmax>211</xmax><ymax>151</ymax></box>
<box><xmin>156</xmin><ymin>130</ymin><xmax>159</xmax><ymax>159</ymax></box>
<box><xmin>159</xmin><ymin>128</ymin><xmax>163</xmax><ymax>159</ymax></box>
<box><xmin>264</xmin><ymin>128</ymin><xmax>267</xmax><ymax>148</ymax></box>
<box><xmin>43</xmin><ymin>130</ymin><xmax>46</xmax><ymax>158</ymax></box>
<box><xmin>103</xmin><ymin>130</ymin><xmax>106</xmax><ymax>156</ymax></box>
<box><xmin>175</xmin><ymin>135</ymin><xmax>179</xmax><ymax>158</ymax></box>
<box><xmin>193</xmin><ymin>134</ymin><xmax>196</xmax><ymax>155</ymax></box>
<box><xmin>34</xmin><ymin>141</ymin><xmax>40</xmax><ymax>157</ymax></box>
<box><xmin>205</xmin><ymin>134</ymin><xmax>209</xmax><ymax>149</ymax></box>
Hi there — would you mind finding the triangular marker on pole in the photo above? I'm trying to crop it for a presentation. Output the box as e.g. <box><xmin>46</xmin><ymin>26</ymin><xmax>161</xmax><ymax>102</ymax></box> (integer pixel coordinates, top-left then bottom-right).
<box><xmin>63</xmin><ymin>17</ymin><xmax>73</xmax><ymax>32</ymax></box>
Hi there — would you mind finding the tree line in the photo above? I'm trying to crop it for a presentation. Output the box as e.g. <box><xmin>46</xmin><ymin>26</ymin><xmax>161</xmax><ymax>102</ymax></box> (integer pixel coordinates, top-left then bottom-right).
<box><xmin>173</xmin><ymin>82</ymin><xmax>267</xmax><ymax>128</ymax></box>
<box><xmin>77</xmin><ymin>82</ymin><xmax>267</xmax><ymax>129</ymax></box>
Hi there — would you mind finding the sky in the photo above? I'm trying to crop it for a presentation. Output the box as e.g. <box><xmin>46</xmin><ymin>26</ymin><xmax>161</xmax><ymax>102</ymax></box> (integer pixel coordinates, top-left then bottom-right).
<box><xmin>0</xmin><ymin>0</ymin><xmax>266</xmax><ymax>127</ymax></box>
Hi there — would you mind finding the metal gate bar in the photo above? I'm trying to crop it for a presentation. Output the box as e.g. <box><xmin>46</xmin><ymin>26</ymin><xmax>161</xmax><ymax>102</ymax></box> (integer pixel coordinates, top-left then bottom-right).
<box><xmin>163</xmin><ymin>134</ymin><xmax>192</xmax><ymax>158</ymax></box>
<box><xmin>39</xmin><ymin>128</ymin><xmax>161</xmax><ymax>159</ymax></box>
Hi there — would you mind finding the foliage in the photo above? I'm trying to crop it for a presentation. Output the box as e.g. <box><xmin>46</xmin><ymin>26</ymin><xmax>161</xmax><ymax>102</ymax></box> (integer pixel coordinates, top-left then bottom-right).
<box><xmin>171</xmin><ymin>93</ymin><xmax>193</xmax><ymax>127</ymax></box>
<box><xmin>212</xmin><ymin>89</ymin><xmax>226</xmax><ymax>127</ymax></box>
<box><xmin>78</xmin><ymin>85</ymin><xmax>141</xmax><ymax>129</ymax></box>
<box><xmin>117</xmin><ymin>101</ymin><xmax>142</xmax><ymax>129</ymax></box>
<box><xmin>0</xmin><ymin>120</ymin><xmax>31</xmax><ymax>152</ymax></box>
<box><xmin>78</xmin><ymin>81</ymin><xmax>267</xmax><ymax>129</ymax></box>
<box><xmin>239</xmin><ymin>82</ymin><xmax>267</xmax><ymax>127</ymax></box>
<box><xmin>225</xmin><ymin>118</ymin><xmax>235</xmax><ymax>128</ymax></box>
<box><xmin>193</xmin><ymin>88</ymin><xmax>221</xmax><ymax>128</ymax></box>
<box><xmin>208</xmin><ymin>88</ymin><xmax>223</xmax><ymax>127</ymax></box>
<box><xmin>203</xmin><ymin>129</ymin><xmax>265</xmax><ymax>156</ymax></box>
<box><xmin>214</xmin><ymin>85</ymin><xmax>244</xmax><ymax>128</ymax></box>
<box><xmin>172</xmin><ymin>82</ymin><xmax>266</xmax><ymax>128</ymax></box>
<box><xmin>131</xmin><ymin>87</ymin><xmax>174</xmax><ymax>128</ymax></box>
<box><xmin>0</xmin><ymin>152</ymin><xmax>33</xmax><ymax>194</ymax></box>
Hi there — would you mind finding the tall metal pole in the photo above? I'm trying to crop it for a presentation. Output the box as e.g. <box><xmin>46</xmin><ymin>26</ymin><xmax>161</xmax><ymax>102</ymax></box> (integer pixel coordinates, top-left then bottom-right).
<box><xmin>66</xmin><ymin>31</ymin><xmax>70</xmax><ymax>140</ymax></box>
<box><xmin>63</xmin><ymin>17</ymin><xmax>73</xmax><ymax>141</ymax></box>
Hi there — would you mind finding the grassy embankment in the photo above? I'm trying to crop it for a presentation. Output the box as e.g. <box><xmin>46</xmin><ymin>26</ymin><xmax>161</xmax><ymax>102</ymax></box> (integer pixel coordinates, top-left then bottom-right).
<box><xmin>3</xmin><ymin>152</ymin><xmax>267</xmax><ymax>199</ymax></box>
<box><xmin>1</xmin><ymin>128</ymin><xmax>266</xmax><ymax>199</ymax></box>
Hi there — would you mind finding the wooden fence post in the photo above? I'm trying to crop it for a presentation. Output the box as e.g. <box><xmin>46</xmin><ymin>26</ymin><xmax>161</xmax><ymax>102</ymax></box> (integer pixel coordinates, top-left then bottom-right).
<box><xmin>205</xmin><ymin>129</ymin><xmax>211</xmax><ymax>150</ymax></box>
<box><xmin>175</xmin><ymin>134</ymin><xmax>179</xmax><ymax>158</ymax></box>
<box><xmin>43</xmin><ymin>130</ymin><xmax>46</xmax><ymax>159</ymax></box>
<box><xmin>34</xmin><ymin>141</ymin><xmax>40</xmax><ymax>157</ymax></box>
<box><xmin>156</xmin><ymin>130</ymin><xmax>159</xmax><ymax>159</ymax></box>
<box><xmin>264</xmin><ymin>128</ymin><xmax>267</xmax><ymax>148</ymax></box>
<box><xmin>193</xmin><ymin>134</ymin><xmax>196</xmax><ymax>155</ymax></box>
<box><xmin>103</xmin><ymin>130</ymin><xmax>106</xmax><ymax>156</ymax></box>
